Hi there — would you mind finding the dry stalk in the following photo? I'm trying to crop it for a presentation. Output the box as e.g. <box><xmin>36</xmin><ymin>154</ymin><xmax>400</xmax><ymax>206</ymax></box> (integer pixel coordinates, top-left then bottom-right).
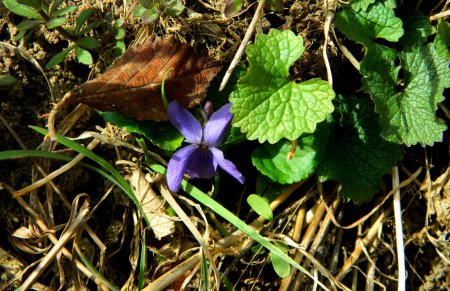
<box><xmin>14</xmin><ymin>138</ymin><xmax>101</xmax><ymax>197</ymax></box>
<box><xmin>322</xmin><ymin>0</ymin><xmax>339</xmax><ymax>86</ymax></box>
<box><xmin>335</xmin><ymin>207</ymin><xmax>389</xmax><ymax>282</ymax></box>
<box><xmin>153</xmin><ymin>182</ymin><xmax>220</xmax><ymax>291</ymax></box>
<box><xmin>219</xmin><ymin>0</ymin><xmax>265</xmax><ymax>91</ymax></box>
<box><xmin>279</xmin><ymin>196</ymin><xmax>329</xmax><ymax>291</ymax></box>
<box><xmin>323</xmin><ymin>168</ymin><xmax>421</xmax><ymax>230</ymax></box>
<box><xmin>430</xmin><ymin>9</ymin><xmax>450</xmax><ymax>20</ymax></box>
<box><xmin>293</xmin><ymin>196</ymin><xmax>342</xmax><ymax>288</ymax></box>
<box><xmin>14</xmin><ymin>195</ymin><xmax>102</xmax><ymax>290</ymax></box>
<box><xmin>392</xmin><ymin>166</ymin><xmax>406</xmax><ymax>290</ymax></box>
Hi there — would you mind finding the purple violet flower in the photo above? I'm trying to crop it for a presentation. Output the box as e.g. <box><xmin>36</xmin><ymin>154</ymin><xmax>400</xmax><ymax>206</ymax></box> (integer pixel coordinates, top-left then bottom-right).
<box><xmin>166</xmin><ymin>101</ymin><xmax>245</xmax><ymax>192</ymax></box>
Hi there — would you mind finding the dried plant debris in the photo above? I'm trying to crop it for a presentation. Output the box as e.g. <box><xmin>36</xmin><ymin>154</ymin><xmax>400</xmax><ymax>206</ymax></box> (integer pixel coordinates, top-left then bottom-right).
<box><xmin>55</xmin><ymin>35</ymin><xmax>222</xmax><ymax>121</ymax></box>
<box><xmin>130</xmin><ymin>167</ymin><xmax>175</xmax><ymax>240</ymax></box>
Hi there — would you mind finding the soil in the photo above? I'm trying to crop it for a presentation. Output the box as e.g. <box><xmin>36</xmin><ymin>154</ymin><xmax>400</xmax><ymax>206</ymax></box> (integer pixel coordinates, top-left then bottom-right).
<box><xmin>1</xmin><ymin>0</ymin><xmax>449</xmax><ymax>290</ymax></box>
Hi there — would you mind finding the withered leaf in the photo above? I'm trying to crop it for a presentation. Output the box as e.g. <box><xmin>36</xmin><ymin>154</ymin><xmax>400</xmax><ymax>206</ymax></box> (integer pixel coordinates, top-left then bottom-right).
<box><xmin>130</xmin><ymin>167</ymin><xmax>175</xmax><ymax>240</ymax></box>
<box><xmin>63</xmin><ymin>35</ymin><xmax>222</xmax><ymax>121</ymax></box>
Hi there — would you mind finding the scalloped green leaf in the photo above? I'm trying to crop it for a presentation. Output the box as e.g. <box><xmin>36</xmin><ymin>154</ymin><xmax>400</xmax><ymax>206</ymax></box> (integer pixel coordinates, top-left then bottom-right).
<box><xmin>435</xmin><ymin>20</ymin><xmax>450</xmax><ymax>60</ymax></box>
<box><xmin>252</xmin><ymin>133</ymin><xmax>325</xmax><ymax>184</ymax></box>
<box><xmin>247</xmin><ymin>194</ymin><xmax>273</xmax><ymax>220</ymax></box>
<box><xmin>350</xmin><ymin>0</ymin><xmax>375</xmax><ymax>12</ymax></box>
<box><xmin>399</xmin><ymin>12</ymin><xmax>435</xmax><ymax>47</ymax></box>
<box><xmin>230</xmin><ymin>29</ymin><xmax>335</xmax><ymax>144</ymax></box>
<box><xmin>100</xmin><ymin>112</ymin><xmax>184</xmax><ymax>151</ymax></box>
<box><xmin>317</xmin><ymin>96</ymin><xmax>402</xmax><ymax>202</ymax></box>
<box><xmin>336</xmin><ymin>0</ymin><xmax>403</xmax><ymax>45</ymax></box>
<box><xmin>362</xmin><ymin>42</ymin><xmax>449</xmax><ymax>146</ymax></box>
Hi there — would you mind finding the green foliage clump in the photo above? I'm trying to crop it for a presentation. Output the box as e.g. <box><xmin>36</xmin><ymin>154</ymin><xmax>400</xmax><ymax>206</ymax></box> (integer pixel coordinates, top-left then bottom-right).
<box><xmin>4</xmin><ymin>0</ymin><xmax>107</xmax><ymax>67</ymax></box>
<box><xmin>133</xmin><ymin>0</ymin><xmax>184</xmax><ymax>23</ymax></box>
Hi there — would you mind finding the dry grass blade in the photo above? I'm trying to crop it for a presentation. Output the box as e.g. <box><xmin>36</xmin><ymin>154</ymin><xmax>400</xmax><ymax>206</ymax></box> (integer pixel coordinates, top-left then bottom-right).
<box><xmin>18</xmin><ymin>194</ymin><xmax>90</xmax><ymax>290</ymax></box>
<box><xmin>13</xmin><ymin>138</ymin><xmax>101</xmax><ymax>197</ymax></box>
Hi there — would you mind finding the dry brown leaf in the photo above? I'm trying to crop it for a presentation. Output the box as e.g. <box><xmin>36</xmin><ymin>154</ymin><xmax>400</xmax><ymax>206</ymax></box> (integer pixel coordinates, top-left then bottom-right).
<box><xmin>130</xmin><ymin>168</ymin><xmax>175</xmax><ymax>240</ymax></box>
<box><xmin>56</xmin><ymin>35</ymin><xmax>221</xmax><ymax>121</ymax></box>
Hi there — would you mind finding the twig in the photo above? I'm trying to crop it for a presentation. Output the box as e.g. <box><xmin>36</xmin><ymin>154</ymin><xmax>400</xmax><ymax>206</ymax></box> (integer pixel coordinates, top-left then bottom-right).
<box><xmin>430</xmin><ymin>9</ymin><xmax>450</xmax><ymax>21</ymax></box>
<box><xmin>219</xmin><ymin>0</ymin><xmax>265</xmax><ymax>91</ymax></box>
<box><xmin>323</xmin><ymin>0</ymin><xmax>338</xmax><ymax>86</ymax></box>
<box><xmin>392</xmin><ymin>166</ymin><xmax>406</xmax><ymax>291</ymax></box>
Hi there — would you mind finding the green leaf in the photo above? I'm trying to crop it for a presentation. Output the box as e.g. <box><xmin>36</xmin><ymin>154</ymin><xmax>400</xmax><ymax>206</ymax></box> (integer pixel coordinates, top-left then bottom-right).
<box><xmin>100</xmin><ymin>112</ymin><xmax>184</xmax><ymax>151</ymax></box>
<box><xmin>50</xmin><ymin>0</ymin><xmax>65</xmax><ymax>11</ymax></box>
<box><xmin>335</xmin><ymin>0</ymin><xmax>403</xmax><ymax>45</ymax></box>
<box><xmin>350</xmin><ymin>0</ymin><xmax>375</xmax><ymax>12</ymax></box>
<box><xmin>76</xmin><ymin>46</ymin><xmax>93</xmax><ymax>65</ymax></box>
<box><xmin>76</xmin><ymin>36</ymin><xmax>100</xmax><ymax>49</ymax></box>
<box><xmin>270</xmin><ymin>247</ymin><xmax>290</xmax><ymax>277</ymax></box>
<box><xmin>165</xmin><ymin>0</ymin><xmax>184</xmax><ymax>17</ymax></box>
<box><xmin>252</xmin><ymin>136</ymin><xmax>324</xmax><ymax>184</ymax></box>
<box><xmin>45</xmin><ymin>46</ymin><xmax>72</xmax><ymax>68</ymax></box>
<box><xmin>255</xmin><ymin>174</ymin><xmax>289</xmax><ymax>202</ymax></box>
<box><xmin>75</xmin><ymin>8</ymin><xmax>94</xmax><ymax>34</ymax></box>
<box><xmin>113</xmin><ymin>18</ymin><xmax>124</xmax><ymax>28</ymax></box>
<box><xmin>17</xmin><ymin>0</ymin><xmax>41</xmax><ymax>10</ymax></box>
<box><xmin>132</xmin><ymin>4</ymin><xmax>146</xmax><ymax>17</ymax></box>
<box><xmin>79</xmin><ymin>21</ymin><xmax>101</xmax><ymax>35</ymax></box>
<box><xmin>0</xmin><ymin>74</ymin><xmax>17</xmax><ymax>86</ymax></box>
<box><xmin>266</xmin><ymin>0</ymin><xmax>283</xmax><ymax>12</ymax></box>
<box><xmin>142</xmin><ymin>7</ymin><xmax>160</xmax><ymax>23</ymax></box>
<box><xmin>115</xmin><ymin>28</ymin><xmax>125</xmax><ymax>40</ymax></box>
<box><xmin>230</xmin><ymin>29</ymin><xmax>335</xmax><ymax>143</ymax></box>
<box><xmin>399</xmin><ymin>12</ymin><xmax>436</xmax><ymax>47</ymax></box>
<box><xmin>435</xmin><ymin>20</ymin><xmax>450</xmax><ymax>60</ymax></box>
<box><xmin>362</xmin><ymin>42</ymin><xmax>449</xmax><ymax>146</ymax></box>
<box><xmin>114</xmin><ymin>41</ymin><xmax>126</xmax><ymax>56</ymax></box>
<box><xmin>140</xmin><ymin>0</ymin><xmax>157</xmax><ymax>9</ymax></box>
<box><xmin>247</xmin><ymin>194</ymin><xmax>273</xmax><ymax>220</ymax></box>
<box><xmin>4</xmin><ymin>0</ymin><xmax>42</xmax><ymax>19</ymax></box>
<box><xmin>317</xmin><ymin>96</ymin><xmax>402</xmax><ymax>202</ymax></box>
<box><xmin>45</xmin><ymin>16</ymin><xmax>66</xmax><ymax>29</ymax></box>
<box><xmin>14</xmin><ymin>30</ymin><xmax>27</xmax><ymax>41</ymax></box>
<box><xmin>17</xmin><ymin>20</ymin><xmax>42</xmax><ymax>31</ymax></box>
<box><xmin>224</xmin><ymin>0</ymin><xmax>243</xmax><ymax>17</ymax></box>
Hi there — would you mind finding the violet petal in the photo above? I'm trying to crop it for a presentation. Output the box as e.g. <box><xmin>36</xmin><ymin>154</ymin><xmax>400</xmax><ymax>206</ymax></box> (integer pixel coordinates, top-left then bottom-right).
<box><xmin>185</xmin><ymin>148</ymin><xmax>217</xmax><ymax>179</ymax></box>
<box><xmin>166</xmin><ymin>144</ymin><xmax>197</xmax><ymax>192</ymax></box>
<box><xmin>210</xmin><ymin>147</ymin><xmax>244</xmax><ymax>184</ymax></box>
<box><xmin>168</xmin><ymin>101</ymin><xmax>202</xmax><ymax>144</ymax></box>
<box><xmin>203</xmin><ymin>103</ymin><xmax>233</xmax><ymax>147</ymax></box>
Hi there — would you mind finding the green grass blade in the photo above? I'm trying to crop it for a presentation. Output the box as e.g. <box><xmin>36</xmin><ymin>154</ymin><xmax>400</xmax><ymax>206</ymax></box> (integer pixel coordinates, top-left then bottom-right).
<box><xmin>0</xmin><ymin>149</ymin><xmax>129</xmax><ymax>194</ymax></box>
<box><xmin>138</xmin><ymin>231</ymin><xmax>147</xmax><ymax>291</ymax></box>
<box><xmin>149</xmin><ymin>164</ymin><xmax>318</xmax><ymax>285</ymax></box>
<box><xmin>29</xmin><ymin>126</ymin><xmax>150</xmax><ymax>226</ymax></box>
